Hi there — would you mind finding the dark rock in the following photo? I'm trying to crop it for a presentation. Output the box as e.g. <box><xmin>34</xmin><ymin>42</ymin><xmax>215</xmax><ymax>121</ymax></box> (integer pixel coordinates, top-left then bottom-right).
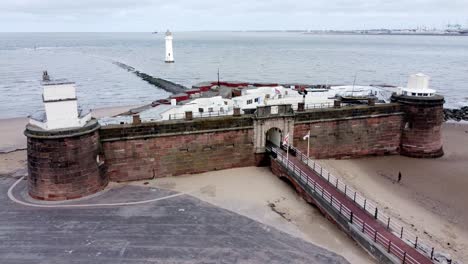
<box><xmin>444</xmin><ymin>107</ymin><xmax>468</xmax><ymax>122</ymax></box>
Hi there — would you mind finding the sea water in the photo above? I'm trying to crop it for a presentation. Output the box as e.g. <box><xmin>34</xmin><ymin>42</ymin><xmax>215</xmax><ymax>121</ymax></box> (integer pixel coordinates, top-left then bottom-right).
<box><xmin>0</xmin><ymin>32</ymin><xmax>467</xmax><ymax>119</ymax></box>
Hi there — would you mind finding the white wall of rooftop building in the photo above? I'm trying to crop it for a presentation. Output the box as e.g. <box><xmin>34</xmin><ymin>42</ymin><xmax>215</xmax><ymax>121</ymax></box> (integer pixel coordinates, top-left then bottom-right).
<box><xmin>407</xmin><ymin>73</ymin><xmax>430</xmax><ymax>90</ymax></box>
<box><xmin>160</xmin><ymin>96</ymin><xmax>233</xmax><ymax>119</ymax></box>
<box><xmin>44</xmin><ymin>100</ymin><xmax>81</xmax><ymax>129</ymax></box>
<box><xmin>43</xmin><ymin>83</ymin><xmax>76</xmax><ymax>101</ymax></box>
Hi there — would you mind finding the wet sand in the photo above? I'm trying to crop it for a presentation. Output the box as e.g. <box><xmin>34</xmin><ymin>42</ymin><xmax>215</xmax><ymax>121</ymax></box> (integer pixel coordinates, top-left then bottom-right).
<box><xmin>319</xmin><ymin>123</ymin><xmax>468</xmax><ymax>262</ymax></box>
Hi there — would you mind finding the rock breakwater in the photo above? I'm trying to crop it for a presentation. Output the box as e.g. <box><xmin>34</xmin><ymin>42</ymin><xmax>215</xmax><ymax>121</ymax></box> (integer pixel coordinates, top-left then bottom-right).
<box><xmin>112</xmin><ymin>61</ymin><xmax>187</xmax><ymax>94</ymax></box>
<box><xmin>444</xmin><ymin>107</ymin><xmax>468</xmax><ymax>122</ymax></box>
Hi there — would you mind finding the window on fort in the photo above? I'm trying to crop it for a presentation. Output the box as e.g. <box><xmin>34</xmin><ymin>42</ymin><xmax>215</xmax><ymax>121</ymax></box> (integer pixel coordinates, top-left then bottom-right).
<box><xmin>412</xmin><ymin>93</ymin><xmax>416</xmax><ymax>96</ymax></box>
<box><xmin>247</xmin><ymin>99</ymin><xmax>253</xmax><ymax>104</ymax></box>
<box><xmin>254</xmin><ymin>98</ymin><xmax>259</xmax><ymax>103</ymax></box>
<box><xmin>198</xmin><ymin>108</ymin><xmax>204</xmax><ymax>113</ymax></box>
<box><xmin>224</xmin><ymin>101</ymin><xmax>228</xmax><ymax>105</ymax></box>
<box><xmin>208</xmin><ymin>107</ymin><xmax>214</xmax><ymax>112</ymax></box>
<box><xmin>220</xmin><ymin>107</ymin><xmax>224</xmax><ymax>112</ymax></box>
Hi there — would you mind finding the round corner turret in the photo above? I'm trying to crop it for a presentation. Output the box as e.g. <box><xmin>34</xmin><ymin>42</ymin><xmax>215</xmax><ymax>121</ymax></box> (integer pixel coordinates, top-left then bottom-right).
<box><xmin>25</xmin><ymin>119</ymin><xmax>108</xmax><ymax>200</ymax></box>
<box><xmin>392</xmin><ymin>91</ymin><xmax>445</xmax><ymax>158</ymax></box>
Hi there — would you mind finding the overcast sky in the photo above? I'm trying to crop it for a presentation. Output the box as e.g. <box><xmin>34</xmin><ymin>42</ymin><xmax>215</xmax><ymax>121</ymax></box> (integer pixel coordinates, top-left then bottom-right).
<box><xmin>1</xmin><ymin>0</ymin><xmax>467</xmax><ymax>32</ymax></box>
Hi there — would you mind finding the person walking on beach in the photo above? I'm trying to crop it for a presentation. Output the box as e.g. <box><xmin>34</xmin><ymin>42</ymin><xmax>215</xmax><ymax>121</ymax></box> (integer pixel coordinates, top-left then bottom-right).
<box><xmin>398</xmin><ymin>171</ymin><xmax>402</xmax><ymax>183</ymax></box>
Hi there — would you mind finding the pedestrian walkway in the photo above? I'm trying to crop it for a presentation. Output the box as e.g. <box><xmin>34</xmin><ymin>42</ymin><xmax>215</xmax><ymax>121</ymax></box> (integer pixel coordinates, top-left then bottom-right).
<box><xmin>268</xmin><ymin>145</ymin><xmax>433</xmax><ymax>264</ymax></box>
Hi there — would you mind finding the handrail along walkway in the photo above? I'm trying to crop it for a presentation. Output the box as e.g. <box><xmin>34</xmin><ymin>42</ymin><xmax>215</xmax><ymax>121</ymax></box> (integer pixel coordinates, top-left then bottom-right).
<box><xmin>267</xmin><ymin>145</ymin><xmax>433</xmax><ymax>264</ymax></box>
<box><xmin>287</xmin><ymin>145</ymin><xmax>441</xmax><ymax>262</ymax></box>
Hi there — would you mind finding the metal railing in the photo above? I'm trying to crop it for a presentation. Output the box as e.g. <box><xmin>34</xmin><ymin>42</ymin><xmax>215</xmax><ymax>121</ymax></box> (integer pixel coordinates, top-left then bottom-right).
<box><xmin>168</xmin><ymin>111</ymin><xmax>234</xmax><ymax>120</ymax></box>
<box><xmin>287</xmin><ymin>145</ymin><xmax>443</xmax><ymax>263</ymax></box>
<box><xmin>304</xmin><ymin>102</ymin><xmax>334</xmax><ymax>110</ymax></box>
<box><xmin>267</xmin><ymin>145</ymin><xmax>425</xmax><ymax>264</ymax></box>
<box><xmin>291</xmin><ymin>102</ymin><xmax>355</xmax><ymax>111</ymax></box>
<box><xmin>291</xmin><ymin>102</ymin><xmax>334</xmax><ymax>111</ymax></box>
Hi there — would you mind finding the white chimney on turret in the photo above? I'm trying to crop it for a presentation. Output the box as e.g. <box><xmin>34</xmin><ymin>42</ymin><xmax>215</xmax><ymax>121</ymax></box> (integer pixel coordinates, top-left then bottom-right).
<box><xmin>399</xmin><ymin>73</ymin><xmax>436</xmax><ymax>97</ymax></box>
<box><xmin>165</xmin><ymin>30</ymin><xmax>174</xmax><ymax>63</ymax></box>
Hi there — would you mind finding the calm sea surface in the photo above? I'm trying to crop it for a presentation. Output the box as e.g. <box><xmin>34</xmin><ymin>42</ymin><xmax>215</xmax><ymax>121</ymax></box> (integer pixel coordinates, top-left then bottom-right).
<box><xmin>0</xmin><ymin>32</ymin><xmax>467</xmax><ymax>119</ymax></box>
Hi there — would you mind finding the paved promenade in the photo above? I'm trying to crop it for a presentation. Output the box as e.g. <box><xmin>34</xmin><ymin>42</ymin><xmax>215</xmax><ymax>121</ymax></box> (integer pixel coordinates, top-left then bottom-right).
<box><xmin>1</xmin><ymin>177</ymin><xmax>348</xmax><ymax>264</ymax></box>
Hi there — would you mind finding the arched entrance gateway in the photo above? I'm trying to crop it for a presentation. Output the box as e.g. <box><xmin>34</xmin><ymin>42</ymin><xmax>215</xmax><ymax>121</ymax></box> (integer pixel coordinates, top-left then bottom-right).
<box><xmin>253</xmin><ymin>105</ymin><xmax>295</xmax><ymax>154</ymax></box>
<box><xmin>266</xmin><ymin>128</ymin><xmax>282</xmax><ymax>147</ymax></box>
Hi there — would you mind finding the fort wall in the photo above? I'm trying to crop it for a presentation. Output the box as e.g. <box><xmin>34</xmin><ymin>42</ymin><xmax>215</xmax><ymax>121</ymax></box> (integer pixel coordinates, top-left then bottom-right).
<box><xmin>99</xmin><ymin>104</ymin><xmax>406</xmax><ymax>182</ymax></box>
<box><xmin>293</xmin><ymin>104</ymin><xmax>404</xmax><ymax>159</ymax></box>
<box><xmin>25</xmin><ymin>101</ymin><xmax>445</xmax><ymax>198</ymax></box>
<box><xmin>100</xmin><ymin>116</ymin><xmax>256</xmax><ymax>181</ymax></box>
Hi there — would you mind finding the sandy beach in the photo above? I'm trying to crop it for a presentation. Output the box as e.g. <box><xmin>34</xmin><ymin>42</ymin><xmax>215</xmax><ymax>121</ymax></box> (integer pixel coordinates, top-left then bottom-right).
<box><xmin>137</xmin><ymin>167</ymin><xmax>374</xmax><ymax>264</ymax></box>
<box><xmin>319</xmin><ymin>123</ymin><xmax>468</xmax><ymax>262</ymax></box>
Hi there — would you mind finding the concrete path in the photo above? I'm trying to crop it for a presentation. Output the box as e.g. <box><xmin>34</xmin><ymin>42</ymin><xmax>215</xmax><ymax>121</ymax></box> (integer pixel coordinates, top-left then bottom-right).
<box><xmin>1</xmin><ymin>177</ymin><xmax>349</xmax><ymax>264</ymax></box>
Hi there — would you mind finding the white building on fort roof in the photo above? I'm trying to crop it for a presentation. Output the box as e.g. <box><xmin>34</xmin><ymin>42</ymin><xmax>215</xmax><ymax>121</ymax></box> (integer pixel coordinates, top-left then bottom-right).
<box><xmin>99</xmin><ymin>83</ymin><xmax>394</xmax><ymax>125</ymax></box>
<box><xmin>29</xmin><ymin>72</ymin><xmax>91</xmax><ymax>130</ymax></box>
<box><xmin>159</xmin><ymin>96</ymin><xmax>234</xmax><ymax>120</ymax></box>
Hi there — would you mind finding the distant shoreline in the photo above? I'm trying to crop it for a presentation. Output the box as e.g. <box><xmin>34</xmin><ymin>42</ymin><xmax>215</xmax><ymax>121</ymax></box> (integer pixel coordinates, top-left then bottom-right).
<box><xmin>304</xmin><ymin>32</ymin><xmax>468</xmax><ymax>37</ymax></box>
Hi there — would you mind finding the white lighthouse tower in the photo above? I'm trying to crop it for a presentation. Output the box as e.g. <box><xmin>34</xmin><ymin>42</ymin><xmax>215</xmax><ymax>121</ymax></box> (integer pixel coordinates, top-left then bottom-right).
<box><xmin>165</xmin><ymin>30</ymin><xmax>174</xmax><ymax>63</ymax></box>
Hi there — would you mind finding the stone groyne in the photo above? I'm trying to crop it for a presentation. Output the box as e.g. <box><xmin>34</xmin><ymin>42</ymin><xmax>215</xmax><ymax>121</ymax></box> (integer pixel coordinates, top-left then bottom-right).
<box><xmin>112</xmin><ymin>61</ymin><xmax>187</xmax><ymax>94</ymax></box>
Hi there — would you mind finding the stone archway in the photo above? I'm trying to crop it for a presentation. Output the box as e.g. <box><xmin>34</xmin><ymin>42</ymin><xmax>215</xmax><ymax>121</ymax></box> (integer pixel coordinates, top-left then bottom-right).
<box><xmin>266</xmin><ymin>127</ymin><xmax>282</xmax><ymax>147</ymax></box>
<box><xmin>253</xmin><ymin>117</ymin><xmax>295</xmax><ymax>153</ymax></box>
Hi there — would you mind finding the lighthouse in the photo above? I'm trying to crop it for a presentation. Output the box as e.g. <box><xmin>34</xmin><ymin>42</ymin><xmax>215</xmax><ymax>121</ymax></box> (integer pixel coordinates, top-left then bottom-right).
<box><xmin>165</xmin><ymin>30</ymin><xmax>174</xmax><ymax>63</ymax></box>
